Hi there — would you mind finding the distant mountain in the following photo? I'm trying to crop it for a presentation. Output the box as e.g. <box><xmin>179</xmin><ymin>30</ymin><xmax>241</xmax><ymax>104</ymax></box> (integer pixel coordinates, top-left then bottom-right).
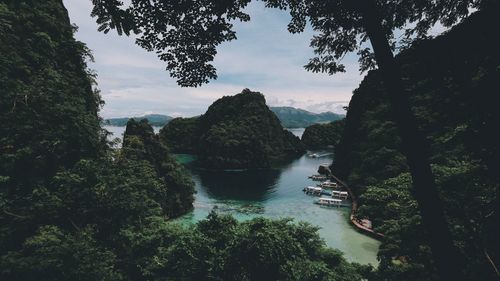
<box><xmin>270</xmin><ymin>106</ymin><xmax>345</xmax><ymax>128</ymax></box>
<box><xmin>104</xmin><ymin>114</ymin><xmax>173</xmax><ymax>127</ymax></box>
<box><xmin>103</xmin><ymin>108</ymin><xmax>343</xmax><ymax>128</ymax></box>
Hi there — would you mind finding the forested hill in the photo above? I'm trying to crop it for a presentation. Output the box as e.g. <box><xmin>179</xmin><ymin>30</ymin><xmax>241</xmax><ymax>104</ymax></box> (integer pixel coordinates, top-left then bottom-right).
<box><xmin>332</xmin><ymin>7</ymin><xmax>499</xmax><ymax>280</ymax></box>
<box><xmin>122</xmin><ymin>119</ymin><xmax>194</xmax><ymax>217</ymax></box>
<box><xmin>301</xmin><ymin>119</ymin><xmax>345</xmax><ymax>149</ymax></box>
<box><xmin>0</xmin><ymin>0</ymin><xmax>102</xmax><ymax>175</ymax></box>
<box><xmin>270</xmin><ymin>106</ymin><xmax>344</xmax><ymax>128</ymax></box>
<box><xmin>104</xmin><ymin>114</ymin><xmax>173</xmax><ymax>126</ymax></box>
<box><xmin>160</xmin><ymin>89</ymin><xmax>305</xmax><ymax>169</ymax></box>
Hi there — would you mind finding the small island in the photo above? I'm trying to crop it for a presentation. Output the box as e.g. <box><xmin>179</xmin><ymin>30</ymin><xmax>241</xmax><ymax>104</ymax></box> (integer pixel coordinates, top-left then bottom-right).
<box><xmin>160</xmin><ymin>89</ymin><xmax>305</xmax><ymax>169</ymax></box>
<box><xmin>301</xmin><ymin>119</ymin><xmax>345</xmax><ymax>149</ymax></box>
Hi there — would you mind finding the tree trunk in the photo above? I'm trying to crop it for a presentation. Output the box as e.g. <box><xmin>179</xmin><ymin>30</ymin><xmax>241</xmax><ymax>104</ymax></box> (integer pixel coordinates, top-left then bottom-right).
<box><xmin>356</xmin><ymin>0</ymin><xmax>466</xmax><ymax>280</ymax></box>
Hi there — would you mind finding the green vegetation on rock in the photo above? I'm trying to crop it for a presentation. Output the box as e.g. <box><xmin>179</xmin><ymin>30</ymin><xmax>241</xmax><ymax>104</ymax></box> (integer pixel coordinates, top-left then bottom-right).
<box><xmin>302</xmin><ymin>119</ymin><xmax>345</xmax><ymax>149</ymax></box>
<box><xmin>159</xmin><ymin>116</ymin><xmax>200</xmax><ymax>153</ymax></box>
<box><xmin>122</xmin><ymin>119</ymin><xmax>195</xmax><ymax>217</ymax></box>
<box><xmin>160</xmin><ymin>89</ymin><xmax>305</xmax><ymax>169</ymax></box>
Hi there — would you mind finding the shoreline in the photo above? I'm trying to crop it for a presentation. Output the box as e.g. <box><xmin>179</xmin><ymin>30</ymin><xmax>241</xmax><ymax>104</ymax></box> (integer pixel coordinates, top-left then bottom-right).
<box><xmin>326</xmin><ymin>170</ymin><xmax>385</xmax><ymax>240</ymax></box>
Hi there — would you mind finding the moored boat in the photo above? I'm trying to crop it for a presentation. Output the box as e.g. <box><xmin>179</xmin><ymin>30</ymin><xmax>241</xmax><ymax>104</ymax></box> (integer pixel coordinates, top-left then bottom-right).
<box><xmin>315</xmin><ymin>197</ymin><xmax>343</xmax><ymax>207</ymax></box>
<box><xmin>308</xmin><ymin>174</ymin><xmax>328</xmax><ymax>181</ymax></box>
<box><xmin>331</xmin><ymin>190</ymin><xmax>349</xmax><ymax>200</ymax></box>
<box><xmin>303</xmin><ymin>186</ymin><xmax>323</xmax><ymax>195</ymax></box>
<box><xmin>318</xmin><ymin>180</ymin><xmax>338</xmax><ymax>188</ymax></box>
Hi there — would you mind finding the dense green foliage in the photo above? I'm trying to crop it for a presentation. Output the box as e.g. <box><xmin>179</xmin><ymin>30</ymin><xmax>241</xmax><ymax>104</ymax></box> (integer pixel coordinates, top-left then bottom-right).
<box><xmin>141</xmin><ymin>212</ymin><xmax>371</xmax><ymax>281</ymax></box>
<box><xmin>270</xmin><ymin>107</ymin><xmax>344</xmax><ymax>128</ymax></box>
<box><xmin>333</xmin><ymin>8</ymin><xmax>500</xmax><ymax>280</ymax></box>
<box><xmin>302</xmin><ymin>120</ymin><xmax>345</xmax><ymax>149</ymax></box>
<box><xmin>160</xmin><ymin>89</ymin><xmax>305</xmax><ymax>169</ymax></box>
<box><xmin>159</xmin><ymin>116</ymin><xmax>200</xmax><ymax>153</ymax></box>
<box><xmin>357</xmin><ymin>165</ymin><xmax>496</xmax><ymax>281</ymax></box>
<box><xmin>0</xmin><ymin>0</ymin><xmax>103</xmax><ymax>181</ymax></box>
<box><xmin>104</xmin><ymin>114</ymin><xmax>173</xmax><ymax>127</ymax></box>
<box><xmin>122</xmin><ymin>119</ymin><xmax>195</xmax><ymax>217</ymax></box>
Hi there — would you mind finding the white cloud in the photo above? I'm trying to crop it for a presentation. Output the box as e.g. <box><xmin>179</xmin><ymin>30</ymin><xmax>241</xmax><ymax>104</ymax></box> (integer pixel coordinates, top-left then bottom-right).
<box><xmin>64</xmin><ymin>0</ymin><xmax>363</xmax><ymax>119</ymax></box>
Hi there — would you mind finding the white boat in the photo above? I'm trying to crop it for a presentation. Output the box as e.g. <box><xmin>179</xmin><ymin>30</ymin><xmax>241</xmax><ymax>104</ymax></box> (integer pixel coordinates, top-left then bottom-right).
<box><xmin>309</xmin><ymin>175</ymin><xmax>328</xmax><ymax>181</ymax></box>
<box><xmin>316</xmin><ymin>197</ymin><xmax>343</xmax><ymax>207</ymax></box>
<box><xmin>303</xmin><ymin>186</ymin><xmax>323</xmax><ymax>195</ymax></box>
<box><xmin>331</xmin><ymin>190</ymin><xmax>349</xmax><ymax>200</ymax></box>
<box><xmin>318</xmin><ymin>181</ymin><xmax>338</xmax><ymax>188</ymax></box>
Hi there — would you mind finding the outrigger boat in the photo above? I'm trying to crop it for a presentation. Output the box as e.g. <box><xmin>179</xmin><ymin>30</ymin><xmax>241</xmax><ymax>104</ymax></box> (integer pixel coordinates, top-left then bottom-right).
<box><xmin>317</xmin><ymin>181</ymin><xmax>338</xmax><ymax>188</ymax></box>
<box><xmin>308</xmin><ymin>174</ymin><xmax>328</xmax><ymax>181</ymax></box>
<box><xmin>331</xmin><ymin>190</ymin><xmax>349</xmax><ymax>200</ymax></box>
<box><xmin>303</xmin><ymin>186</ymin><xmax>323</xmax><ymax>195</ymax></box>
<box><xmin>316</xmin><ymin>197</ymin><xmax>343</xmax><ymax>207</ymax></box>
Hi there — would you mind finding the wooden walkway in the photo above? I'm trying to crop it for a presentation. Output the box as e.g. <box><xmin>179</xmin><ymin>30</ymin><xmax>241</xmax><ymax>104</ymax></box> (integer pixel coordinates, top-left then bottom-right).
<box><xmin>328</xmin><ymin>171</ymin><xmax>385</xmax><ymax>239</ymax></box>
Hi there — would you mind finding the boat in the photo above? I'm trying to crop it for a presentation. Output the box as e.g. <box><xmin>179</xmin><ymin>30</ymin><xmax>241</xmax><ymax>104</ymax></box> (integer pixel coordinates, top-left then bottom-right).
<box><xmin>308</xmin><ymin>153</ymin><xmax>319</xmax><ymax>158</ymax></box>
<box><xmin>308</xmin><ymin>174</ymin><xmax>328</xmax><ymax>181</ymax></box>
<box><xmin>317</xmin><ymin>181</ymin><xmax>338</xmax><ymax>188</ymax></box>
<box><xmin>331</xmin><ymin>190</ymin><xmax>349</xmax><ymax>200</ymax></box>
<box><xmin>315</xmin><ymin>197</ymin><xmax>343</xmax><ymax>207</ymax></box>
<box><xmin>303</xmin><ymin>186</ymin><xmax>323</xmax><ymax>195</ymax></box>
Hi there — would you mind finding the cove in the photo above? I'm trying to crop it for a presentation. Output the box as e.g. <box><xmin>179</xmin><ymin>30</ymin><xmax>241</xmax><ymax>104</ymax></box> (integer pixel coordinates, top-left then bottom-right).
<box><xmin>105</xmin><ymin>125</ymin><xmax>380</xmax><ymax>266</ymax></box>
<box><xmin>175</xmin><ymin>151</ymin><xmax>381</xmax><ymax>266</ymax></box>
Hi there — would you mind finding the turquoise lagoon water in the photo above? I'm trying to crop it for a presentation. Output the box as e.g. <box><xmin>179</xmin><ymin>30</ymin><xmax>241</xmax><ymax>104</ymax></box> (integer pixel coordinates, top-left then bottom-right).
<box><xmin>105</xmin><ymin>125</ymin><xmax>380</xmax><ymax>265</ymax></box>
<box><xmin>176</xmin><ymin>152</ymin><xmax>380</xmax><ymax>266</ymax></box>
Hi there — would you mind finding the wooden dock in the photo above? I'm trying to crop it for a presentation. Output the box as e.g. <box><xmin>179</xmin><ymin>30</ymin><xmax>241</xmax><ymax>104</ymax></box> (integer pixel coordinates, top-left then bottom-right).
<box><xmin>327</xmin><ymin>171</ymin><xmax>385</xmax><ymax>239</ymax></box>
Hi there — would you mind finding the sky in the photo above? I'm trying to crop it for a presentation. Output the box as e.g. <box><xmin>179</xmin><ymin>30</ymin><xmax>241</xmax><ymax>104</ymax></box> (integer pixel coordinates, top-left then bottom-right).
<box><xmin>63</xmin><ymin>1</ymin><xmax>365</xmax><ymax>118</ymax></box>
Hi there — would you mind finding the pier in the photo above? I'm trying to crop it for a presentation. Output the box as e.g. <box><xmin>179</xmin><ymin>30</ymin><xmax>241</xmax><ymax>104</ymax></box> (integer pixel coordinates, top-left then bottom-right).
<box><xmin>307</xmin><ymin>171</ymin><xmax>384</xmax><ymax>239</ymax></box>
<box><xmin>328</xmin><ymin>173</ymin><xmax>384</xmax><ymax>239</ymax></box>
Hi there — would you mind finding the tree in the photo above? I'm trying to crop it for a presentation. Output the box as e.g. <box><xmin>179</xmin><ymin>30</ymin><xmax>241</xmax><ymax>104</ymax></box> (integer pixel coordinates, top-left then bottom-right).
<box><xmin>122</xmin><ymin>119</ymin><xmax>195</xmax><ymax>217</ymax></box>
<box><xmin>142</xmin><ymin>211</ymin><xmax>370</xmax><ymax>281</ymax></box>
<box><xmin>89</xmin><ymin>0</ymin><xmax>496</xmax><ymax>279</ymax></box>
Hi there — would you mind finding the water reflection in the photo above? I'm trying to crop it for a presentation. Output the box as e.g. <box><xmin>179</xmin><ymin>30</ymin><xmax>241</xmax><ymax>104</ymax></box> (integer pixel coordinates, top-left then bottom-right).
<box><xmin>180</xmin><ymin>150</ymin><xmax>381</xmax><ymax>266</ymax></box>
<box><xmin>192</xmin><ymin>168</ymin><xmax>281</xmax><ymax>201</ymax></box>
